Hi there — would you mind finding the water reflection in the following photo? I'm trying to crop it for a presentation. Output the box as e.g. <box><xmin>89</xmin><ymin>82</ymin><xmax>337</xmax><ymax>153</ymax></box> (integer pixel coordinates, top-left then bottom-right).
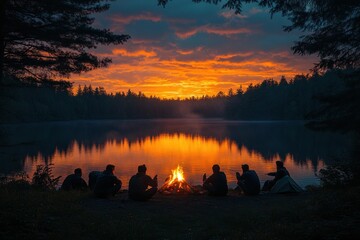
<box><xmin>0</xmin><ymin>120</ymin><xmax>352</xmax><ymax>188</ymax></box>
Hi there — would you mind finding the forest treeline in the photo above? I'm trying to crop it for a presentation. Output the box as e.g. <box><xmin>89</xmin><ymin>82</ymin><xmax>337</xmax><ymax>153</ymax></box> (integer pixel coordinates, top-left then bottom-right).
<box><xmin>0</xmin><ymin>69</ymin><xmax>354</xmax><ymax>124</ymax></box>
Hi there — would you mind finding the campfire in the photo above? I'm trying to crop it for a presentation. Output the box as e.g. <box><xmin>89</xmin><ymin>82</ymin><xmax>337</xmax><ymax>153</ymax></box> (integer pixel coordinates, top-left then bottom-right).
<box><xmin>159</xmin><ymin>165</ymin><xmax>196</xmax><ymax>194</ymax></box>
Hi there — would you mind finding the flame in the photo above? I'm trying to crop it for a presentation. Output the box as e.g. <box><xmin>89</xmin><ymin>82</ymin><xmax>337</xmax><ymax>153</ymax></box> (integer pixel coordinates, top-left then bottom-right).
<box><xmin>159</xmin><ymin>165</ymin><xmax>196</xmax><ymax>194</ymax></box>
<box><xmin>168</xmin><ymin>165</ymin><xmax>185</xmax><ymax>185</ymax></box>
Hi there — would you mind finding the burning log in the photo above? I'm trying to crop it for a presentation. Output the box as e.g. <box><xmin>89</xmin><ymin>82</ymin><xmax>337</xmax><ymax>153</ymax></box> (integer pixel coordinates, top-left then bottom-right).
<box><xmin>158</xmin><ymin>165</ymin><xmax>197</xmax><ymax>194</ymax></box>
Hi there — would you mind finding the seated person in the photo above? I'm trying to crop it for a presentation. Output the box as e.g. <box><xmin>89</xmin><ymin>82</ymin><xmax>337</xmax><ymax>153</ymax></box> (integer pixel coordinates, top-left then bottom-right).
<box><xmin>203</xmin><ymin>164</ymin><xmax>228</xmax><ymax>196</ymax></box>
<box><xmin>262</xmin><ymin>161</ymin><xmax>290</xmax><ymax>191</ymax></box>
<box><xmin>236</xmin><ymin>164</ymin><xmax>260</xmax><ymax>195</ymax></box>
<box><xmin>93</xmin><ymin>164</ymin><xmax>122</xmax><ymax>198</ymax></box>
<box><xmin>61</xmin><ymin>168</ymin><xmax>88</xmax><ymax>191</ymax></box>
<box><xmin>128</xmin><ymin>164</ymin><xmax>158</xmax><ymax>201</ymax></box>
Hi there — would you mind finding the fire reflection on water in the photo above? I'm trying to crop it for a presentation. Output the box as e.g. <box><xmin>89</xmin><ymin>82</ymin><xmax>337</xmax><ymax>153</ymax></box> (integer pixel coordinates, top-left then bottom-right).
<box><xmin>24</xmin><ymin>133</ymin><xmax>324</xmax><ymax>188</ymax></box>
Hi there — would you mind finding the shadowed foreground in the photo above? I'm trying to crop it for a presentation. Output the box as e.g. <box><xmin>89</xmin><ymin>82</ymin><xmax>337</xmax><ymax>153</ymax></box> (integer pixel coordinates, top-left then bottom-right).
<box><xmin>1</xmin><ymin>189</ymin><xmax>360</xmax><ymax>240</ymax></box>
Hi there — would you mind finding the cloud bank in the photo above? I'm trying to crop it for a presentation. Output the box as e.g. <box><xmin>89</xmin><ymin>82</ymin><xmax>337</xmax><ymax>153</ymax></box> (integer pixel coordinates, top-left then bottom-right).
<box><xmin>70</xmin><ymin>1</ymin><xmax>317</xmax><ymax>98</ymax></box>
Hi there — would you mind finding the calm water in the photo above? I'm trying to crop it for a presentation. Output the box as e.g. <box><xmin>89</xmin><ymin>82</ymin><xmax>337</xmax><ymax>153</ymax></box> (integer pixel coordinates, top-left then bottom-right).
<box><xmin>0</xmin><ymin>119</ymin><xmax>353</xmax><ymax>189</ymax></box>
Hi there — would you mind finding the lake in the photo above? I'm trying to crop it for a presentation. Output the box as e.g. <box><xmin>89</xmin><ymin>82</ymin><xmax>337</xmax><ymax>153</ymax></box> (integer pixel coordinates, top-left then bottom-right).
<box><xmin>0</xmin><ymin>119</ymin><xmax>353</xmax><ymax>189</ymax></box>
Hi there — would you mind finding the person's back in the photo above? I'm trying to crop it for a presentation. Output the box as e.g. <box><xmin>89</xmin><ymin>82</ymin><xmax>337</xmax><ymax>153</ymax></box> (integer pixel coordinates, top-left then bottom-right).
<box><xmin>128</xmin><ymin>164</ymin><xmax>157</xmax><ymax>201</ymax></box>
<box><xmin>275</xmin><ymin>167</ymin><xmax>290</xmax><ymax>181</ymax></box>
<box><xmin>93</xmin><ymin>165</ymin><xmax>122</xmax><ymax>198</ymax></box>
<box><xmin>210</xmin><ymin>171</ymin><xmax>228</xmax><ymax>196</ymax></box>
<box><xmin>262</xmin><ymin>161</ymin><xmax>290</xmax><ymax>191</ymax></box>
<box><xmin>203</xmin><ymin>165</ymin><xmax>228</xmax><ymax>196</ymax></box>
<box><xmin>241</xmin><ymin>170</ymin><xmax>260</xmax><ymax>195</ymax></box>
<box><xmin>61</xmin><ymin>168</ymin><xmax>87</xmax><ymax>191</ymax></box>
<box><xmin>129</xmin><ymin>173</ymin><xmax>152</xmax><ymax>194</ymax></box>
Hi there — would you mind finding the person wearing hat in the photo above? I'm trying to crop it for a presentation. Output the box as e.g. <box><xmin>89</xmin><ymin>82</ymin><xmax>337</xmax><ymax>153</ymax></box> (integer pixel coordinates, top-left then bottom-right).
<box><xmin>203</xmin><ymin>164</ymin><xmax>228</xmax><ymax>196</ymax></box>
<box><xmin>262</xmin><ymin>161</ymin><xmax>290</xmax><ymax>191</ymax></box>
<box><xmin>61</xmin><ymin>168</ymin><xmax>88</xmax><ymax>191</ymax></box>
<box><xmin>236</xmin><ymin>164</ymin><xmax>260</xmax><ymax>195</ymax></box>
<box><xmin>93</xmin><ymin>164</ymin><xmax>122</xmax><ymax>198</ymax></box>
<box><xmin>128</xmin><ymin>164</ymin><xmax>158</xmax><ymax>201</ymax></box>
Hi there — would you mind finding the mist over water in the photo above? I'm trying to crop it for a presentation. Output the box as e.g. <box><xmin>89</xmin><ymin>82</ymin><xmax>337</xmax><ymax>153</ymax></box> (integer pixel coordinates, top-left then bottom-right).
<box><xmin>0</xmin><ymin>119</ymin><xmax>353</xmax><ymax>188</ymax></box>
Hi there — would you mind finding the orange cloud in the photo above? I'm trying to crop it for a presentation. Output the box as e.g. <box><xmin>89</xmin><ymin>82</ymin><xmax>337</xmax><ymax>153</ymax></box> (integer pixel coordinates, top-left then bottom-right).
<box><xmin>71</xmin><ymin>48</ymin><xmax>314</xmax><ymax>99</ymax></box>
<box><xmin>214</xmin><ymin>52</ymin><xmax>254</xmax><ymax>60</ymax></box>
<box><xmin>176</xmin><ymin>50</ymin><xmax>194</xmax><ymax>55</ymax></box>
<box><xmin>111</xmin><ymin>12</ymin><xmax>161</xmax><ymax>24</ymax></box>
<box><xmin>175</xmin><ymin>25</ymin><xmax>254</xmax><ymax>39</ymax></box>
<box><xmin>112</xmin><ymin>48</ymin><xmax>157</xmax><ymax>58</ymax></box>
<box><xmin>220</xmin><ymin>11</ymin><xmax>248</xmax><ymax>19</ymax></box>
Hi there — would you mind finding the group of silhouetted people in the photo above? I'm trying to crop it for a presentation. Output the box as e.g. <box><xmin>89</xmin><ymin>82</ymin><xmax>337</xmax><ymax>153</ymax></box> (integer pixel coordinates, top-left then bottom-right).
<box><xmin>61</xmin><ymin>164</ymin><xmax>158</xmax><ymax>201</ymax></box>
<box><xmin>61</xmin><ymin>160</ymin><xmax>292</xmax><ymax>200</ymax></box>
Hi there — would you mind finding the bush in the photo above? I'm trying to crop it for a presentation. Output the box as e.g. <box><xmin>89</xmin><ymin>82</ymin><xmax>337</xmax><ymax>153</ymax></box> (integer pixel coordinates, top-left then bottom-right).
<box><xmin>32</xmin><ymin>164</ymin><xmax>61</xmax><ymax>190</ymax></box>
<box><xmin>0</xmin><ymin>171</ymin><xmax>31</xmax><ymax>190</ymax></box>
<box><xmin>319</xmin><ymin>164</ymin><xmax>353</xmax><ymax>187</ymax></box>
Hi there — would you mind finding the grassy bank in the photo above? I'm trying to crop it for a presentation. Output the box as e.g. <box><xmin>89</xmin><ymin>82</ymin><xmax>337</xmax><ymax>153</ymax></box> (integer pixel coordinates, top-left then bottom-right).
<box><xmin>1</xmin><ymin>187</ymin><xmax>360</xmax><ymax>240</ymax></box>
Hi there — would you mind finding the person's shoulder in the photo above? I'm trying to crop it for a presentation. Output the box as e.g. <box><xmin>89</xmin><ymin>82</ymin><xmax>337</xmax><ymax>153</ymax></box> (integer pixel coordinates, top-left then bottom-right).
<box><xmin>62</xmin><ymin>174</ymin><xmax>71</xmax><ymax>183</ymax></box>
<box><xmin>65</xmin><ymin>174</ymin><xmax>76</xmax><ymax>179</ymax></box>
<box><xmin>131</xmin><ymin>173</ymin><xmax>139</xmax><ymax>179</ymax></box>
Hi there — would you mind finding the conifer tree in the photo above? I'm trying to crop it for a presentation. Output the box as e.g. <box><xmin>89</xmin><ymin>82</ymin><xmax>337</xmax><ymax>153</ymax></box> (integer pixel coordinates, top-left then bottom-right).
<box><xmin>0</xmin><ymin>0</ymin><xmax>130</xmax><ymax>84</ymax></box>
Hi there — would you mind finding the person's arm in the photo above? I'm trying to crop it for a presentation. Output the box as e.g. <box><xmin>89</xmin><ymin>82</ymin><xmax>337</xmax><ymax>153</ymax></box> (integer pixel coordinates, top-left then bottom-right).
<box><xmin>149</xmin><ymin>175</ymin><xmax>158</xmax><ymax>188</ymax></box>
<box><xmin>203</xmin><ymin>174</ymin><xmax>214</xmax><ymax>186</ymax></box>
<box><xmin>81</xmin><ymin>178</ymin><xmax>88</xmax><ymax>188</ymax></box>
<box><xmin>114</xmin><ymin>176</ymin><xmax>122</xmax><ymax>186</ymax></box>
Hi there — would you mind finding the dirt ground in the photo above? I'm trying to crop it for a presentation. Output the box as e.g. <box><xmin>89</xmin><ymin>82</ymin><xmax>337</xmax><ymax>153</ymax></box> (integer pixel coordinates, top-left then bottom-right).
<box><xmin>2</xmin><ymin>188</ymin><xmax>359</xmax><ymax>240</ymax></box>
<box><xmin>84</xmin><ymin>190</ymin><xmax>306</xmax><ymax>214</ymax></box>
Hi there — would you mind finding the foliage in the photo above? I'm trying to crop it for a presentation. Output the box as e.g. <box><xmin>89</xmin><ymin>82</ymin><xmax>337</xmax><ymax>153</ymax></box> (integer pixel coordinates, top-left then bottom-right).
<box><xmin>0</xmin><ymin>171</ymin><xmax>30</xmax><ymax>190</ymax></box>
<box><xmin>225</xmin><ymin>70</ymin><xmax>347</xmax><ymax>120</ymax></box>
<box><xmin>0</xmin><ymin>69</ymin><xmax>352</xmax><ymax>123</ymax></box>
<box><xmin>305</xmin><ymin>70</ymin><xmax>360</xmax><ymax>132</ymax></box>
<box><xmin>0</xmin><ymin>76</ymin><xmax>227</xmax><ymax>123</ymax></box>
<box><xmin>318</xmin><ymin>164</ymin><xmax>353</xmax><ymax>188</ymax></box>
<box><xmin>159</xmin><ymin>0</ymin><xmax>360</xmax><ymax>71</ymax></box>
<box><xmin>32</xmin><ymin>164</ymin><xmax>61</xmax><ymax>190</ymax></box>
<box><xmin>0</xmin><ymin>0</ymin><xmax>130</xmax><ymax>83</ymax></box>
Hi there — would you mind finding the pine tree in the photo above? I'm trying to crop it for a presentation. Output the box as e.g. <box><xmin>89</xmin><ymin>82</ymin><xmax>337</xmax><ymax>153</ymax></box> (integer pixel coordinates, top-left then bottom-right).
<box><xmin>0</xmin><ymin>0</ymin><xmax>130</xmax><ymax>84</ymax></box>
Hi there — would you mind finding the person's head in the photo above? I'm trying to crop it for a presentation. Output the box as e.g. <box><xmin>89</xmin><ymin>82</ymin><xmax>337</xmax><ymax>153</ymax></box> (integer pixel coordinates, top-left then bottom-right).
<box><xmin>212</xmin><ymin>164</ymin><xmax>220</xmax><ymax>173</ymax></box>
<box><xmin>241</xmin><ymin>164</ymin><xmax>249</xmax><ymax>172</ymax></box>
<box><xmin>276</xmin><ymin>161</ymin><xmax>284</xmax><ymax>169</ymax></box>
<box><xmin>74</xmin><ymin>168</ymin><xmax>82</xmax><ymax>176</ymax></box>
<box><xmin>138</xmin><ymin>164</ymin><xmax>147</xmax><ymax>173</ymax></box>
<box><xmin>106</xmin><ymin>164</ymin><xmax>115</xmax><ymax>173</ymax></box>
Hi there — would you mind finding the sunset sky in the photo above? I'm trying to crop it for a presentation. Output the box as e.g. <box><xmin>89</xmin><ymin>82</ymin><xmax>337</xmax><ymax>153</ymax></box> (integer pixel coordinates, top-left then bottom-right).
<box><xmin>70</xmin><ymin>0</ymin><xmax>317</xmax><ymax>99</ymax></box>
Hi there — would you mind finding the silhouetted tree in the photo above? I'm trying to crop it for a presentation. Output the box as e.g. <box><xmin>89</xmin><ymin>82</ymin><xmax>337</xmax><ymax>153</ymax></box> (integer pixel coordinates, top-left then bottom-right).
<box><xmin>306</xmin><ymin>69</ymin><xmax>360</xmax><ymax>132</ymax></box>
<box><xmin>0</xmin><ymin>0</ymin><xmax>130</xmax><ymax>84</ymax></box>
